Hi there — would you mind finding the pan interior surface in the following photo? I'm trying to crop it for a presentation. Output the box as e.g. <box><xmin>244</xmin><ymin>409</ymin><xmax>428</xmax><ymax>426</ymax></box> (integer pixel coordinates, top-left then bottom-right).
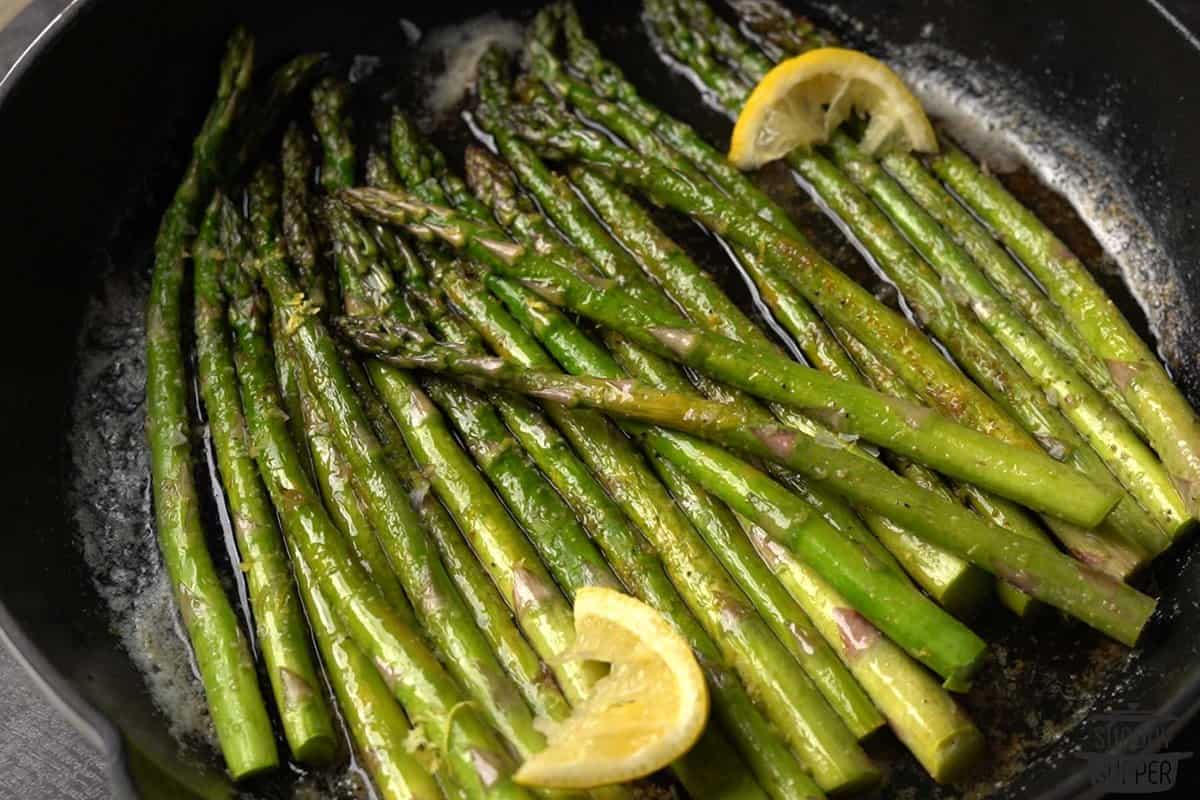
<box><xmin>1</xmin><ymin>1</ymin><xmax>1198</xmax><ymax>798</ymax></box>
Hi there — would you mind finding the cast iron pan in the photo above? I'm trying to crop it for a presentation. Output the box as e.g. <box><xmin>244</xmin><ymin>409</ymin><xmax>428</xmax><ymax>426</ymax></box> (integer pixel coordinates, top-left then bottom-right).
<box><xmin>3</xmin><ymin>0</ymin><xmax>1200</xmax><ymax>797</ymax></box>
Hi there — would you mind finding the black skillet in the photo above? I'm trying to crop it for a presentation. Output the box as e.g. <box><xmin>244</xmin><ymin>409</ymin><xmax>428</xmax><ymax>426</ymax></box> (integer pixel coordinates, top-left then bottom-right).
<box><xmin>3</xmin><ymin>0</ymin><xmax>1200</xmax><ymax>797</ymax></box>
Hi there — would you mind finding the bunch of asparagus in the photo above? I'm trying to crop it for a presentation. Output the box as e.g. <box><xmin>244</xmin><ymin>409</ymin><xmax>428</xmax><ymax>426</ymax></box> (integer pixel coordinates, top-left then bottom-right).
<box><xmin>143</xmin><ymin>3</ymin><xmax>1197</xmax><ymax>798</ymax></box>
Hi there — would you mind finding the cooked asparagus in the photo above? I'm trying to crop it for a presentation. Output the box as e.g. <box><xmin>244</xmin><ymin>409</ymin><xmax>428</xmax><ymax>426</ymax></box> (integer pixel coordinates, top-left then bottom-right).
<box><xmin>145</xmin><ymin>29</ymin><xmax>277</xmax><ymax>778</ymax></box>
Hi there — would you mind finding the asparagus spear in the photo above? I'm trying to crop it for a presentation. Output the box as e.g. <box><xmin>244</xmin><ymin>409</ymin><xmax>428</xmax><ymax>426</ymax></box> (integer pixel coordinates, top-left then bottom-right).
<box><xmin>311</xmin><ymin>77</ymin><xmax>357</xmax><ymax>192</ymax></box>
<box><xmin>431</xmin><ymin>272</ymin><xmax>816</xmax><ymax>800</ymax></box>
<box><xmin>653</xmin><ymin>0</ymin><xmax>1157</xmax><ymax>570</ymax></box>
<box><xmin>736</xmin><ymin>516</ymin><xmax>983</xmax><ymax>784</ymax></box>
<box><xmin>342</xmin><ymin>186</ymin><xmax>1121</xmax><ymax>526</ymax></box>
<box><xmin>289</xmin><ymin>543</ymin><xmax>446</xmax><ymax>800</ymax></box>
<box><xmin>249</xmin><ymin>165</ymin><xmax>549</xmax><ymax>762</ymax></box>
<box><xmin>228</xmin><ymin>223</ymin><xmax>530</xmax><ymax>800</ymax></box>
<box><xmin>828</xmin><ymin>135</ymin><xmax>1182</xmax><ymax>549</ymax></box>
<box><xmin>196</xmin><ymin>194</ymin><xmax>337</xmax><ymax>764</ymax></box>
<box><xmin>930</xmin><ymin>142</ymin><xmax>1200</xmax><ymax>524</ymax></box>
<box><xmin>335</xmin><ymin>321</ymin><xmax>1156</xmax><ymax>647</ymax></box>
<box><xmin>531</xmin><ymin>13</ymin><xmax>1030</xmax><ymax>614</ymax></box>
<box><xmin>145</xmin><ymin>30</ymin><xmax>277</xmax><ymax>778</ymax></box>
<box><xmin>281</xmin><ymin>123</ymin><xmax>329</xmax><ymax>310</ymax></box>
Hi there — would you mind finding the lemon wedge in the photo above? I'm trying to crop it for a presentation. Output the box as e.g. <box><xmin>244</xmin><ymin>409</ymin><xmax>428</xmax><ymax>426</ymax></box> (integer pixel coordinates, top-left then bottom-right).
<box><xmin>728</xmin><ymin>47</ymin><xmax>937</xmax><ymax>170</ymax></box>
<box><xmin>514</xmin><ymin>587</ymin><xmax>709</xmax><ymax>789</ymax></box>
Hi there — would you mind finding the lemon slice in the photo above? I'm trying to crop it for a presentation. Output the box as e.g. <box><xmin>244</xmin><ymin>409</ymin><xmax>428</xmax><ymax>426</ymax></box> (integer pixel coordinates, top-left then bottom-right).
<box><xmin>728</xmin><ymin>47</ymin><xmax>937</xmax><ymax>170</ymax></box>
<box><xmin>514</xmin><ymin>588</ymin><xmax>709</xmax><ymax>789</ymax></box>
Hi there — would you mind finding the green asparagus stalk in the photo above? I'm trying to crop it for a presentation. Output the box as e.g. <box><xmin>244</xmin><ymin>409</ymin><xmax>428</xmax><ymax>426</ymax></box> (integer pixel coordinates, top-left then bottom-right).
<box><xmin>290</xmin><ymin>540</ymin><xmax>445</xmax><ymax>800</ymax></box>
<box><xmin>281</xmin><ymin>123</ymin><xmax>329</xmax><ymax>310</ymax></box>
<box><xmin>249</xmin><ymin>165</ymin><xmax>549</xmax><ymax>762</ymax></box>
<box><xmin>334</xmin><ymin>322</ymin><xmax>1156</xmax><ymax>648</ymax></box>
<box><xmin>228</xmin><ymin>230</ymin><xmax>530</xmax><ymax>800</ymax></box>
<box><xmin>432</xmin><ymin>272</ymin><xmax>815</xmax><ymax>800</ymax></box>
<box><xmin>829</xmin><ymin>136</ymin><xmax>1182</xmax><ymax>549</ymax></box>
<box><xmin>196</xmin><ymin>194</ymin><xmax>337</xmax><ymax>764</ymax></box>
<box><xmin>311</xmin><ymin>77</ymin><xmax>357</xmax><ymax>192</ymax></box>
<box><xmin>737</xmin><ymin>515</ymin><xmax>982</xmax><ymax>783</ymax></box>
<box><xmin>341</xmin><ymin>185</ymin><xmax>1121</xmax><ymax>527</ymax></box>
<box><xmin>145</xmin><ymin>30</ymin><xmax>277</xmax><ymax>779</ymax></box>
<box><xmin>931</xmin><ymin>142</ymin><xmax>1200</xmax><ymax>524</ymax></box>
<box><xmin>648</xmin><ymin>0</ymin><xmax>1156</xmax><ymax>573</ymax></box>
